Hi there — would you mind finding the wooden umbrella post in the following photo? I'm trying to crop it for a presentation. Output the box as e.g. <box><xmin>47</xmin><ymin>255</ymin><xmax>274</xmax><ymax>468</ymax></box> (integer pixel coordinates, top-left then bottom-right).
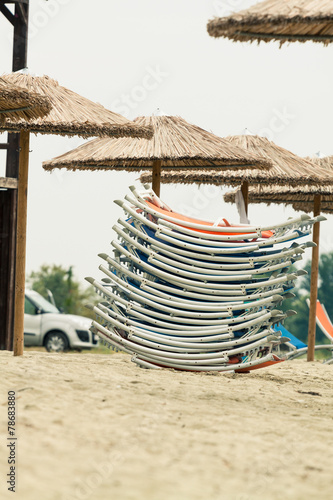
<box><xmin>241</xmin><ymin>180</ymin><xmax>249</xmax><ymax>216</ymax></box>
<box><xmin>13</xmin><ymin>130</ymin><xmax>30</xmax><ymax>356</ymax></box>
<box><xmin>152</xmin><ymin>159</ymin><xmax>161</xmax><ymax>197</ymax></box>
<box><xmin>307</xmin><ymin>193</ymin><xmax>321</xmax><ymax>362</ymax></box>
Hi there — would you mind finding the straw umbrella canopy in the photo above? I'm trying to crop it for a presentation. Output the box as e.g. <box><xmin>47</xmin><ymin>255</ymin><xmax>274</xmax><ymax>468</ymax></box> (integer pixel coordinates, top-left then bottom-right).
<box><xmin>225</xmin><ymin>184</ymin><xmax>333</xmax><ymax>212</ymax></box>
<box><xmin>207</xmin><ymin>0</ymin><xmax>333</xmax><ymax>45</ymax></box>
<box><xmin>0</xmin><ymin>72</ymin><xmax>153</xmax><ymax>357</ymax></box>
<box><xmin>224</xmin><ymin>152</ymin><xmax>333</xmax><ymax>204</ymax></box>
<box><xmin>291</xmin><ymin>156</ymin><xmax>333</xmax><ymax>211</ymax></box>
<box><xmin>224</xmin><ymin>181</ymin><xmax>333</xmax><ymax>215</ymax></box>
<box><xmin>224</xmin><ymin>185</ymin><xmax>333</xmax><ymax>213</ymax></box>
<box><xmin>293</xmin><ymin>201</ymin><xmax>333</xmax><ymax>213</ymax></box>
<box><xmin>224</xmin><ymin>183</ymin><xmax>333</xmax><ymax>206</ymax></box>
<box><xmin>0</xmin><ymin>73</ymin><xmax>153</xmax><ymax>139</ymax></box>
<box><xmin>0</xmin><ymin>76</ymin><xmax>51</xmax><ymax>121</ymax></box>
<box><xmin>139</xmin><ymin>135</ymin><xmax>333</xmax><ymax>198</ymax></box>
<box><xmin>42</xmin><ymin>115</ymin><xmax>273</xmax><ymax>196</ymax></box>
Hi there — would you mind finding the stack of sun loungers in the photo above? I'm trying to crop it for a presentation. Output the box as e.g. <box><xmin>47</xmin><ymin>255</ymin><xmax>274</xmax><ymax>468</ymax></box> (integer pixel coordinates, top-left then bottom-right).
<box><xmin>87</xmin><ymin>185</ymin><xmax>325</xmax><ymax>372</ymax></box>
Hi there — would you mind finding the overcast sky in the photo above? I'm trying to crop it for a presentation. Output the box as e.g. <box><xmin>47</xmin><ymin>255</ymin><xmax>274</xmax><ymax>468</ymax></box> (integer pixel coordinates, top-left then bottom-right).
<box><xmin>1</xmin><ymin>0</ymin><xmax>333</xmax><ymax>286</ymax></box>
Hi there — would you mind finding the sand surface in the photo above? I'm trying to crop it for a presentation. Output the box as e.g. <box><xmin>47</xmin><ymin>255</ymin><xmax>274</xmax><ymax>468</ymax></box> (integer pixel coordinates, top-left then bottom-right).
<box><xmin>1</xmin><ymin>350</ymin><xmax>333</xmax><ymax>500</ymax></box>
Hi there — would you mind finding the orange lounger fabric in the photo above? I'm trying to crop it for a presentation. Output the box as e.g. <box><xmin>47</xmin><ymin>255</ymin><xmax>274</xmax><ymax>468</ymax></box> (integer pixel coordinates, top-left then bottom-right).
<box><xmin>145</xmin><ymin>201</ymin><xmax>274</xmax><ymax>238</ymax></box>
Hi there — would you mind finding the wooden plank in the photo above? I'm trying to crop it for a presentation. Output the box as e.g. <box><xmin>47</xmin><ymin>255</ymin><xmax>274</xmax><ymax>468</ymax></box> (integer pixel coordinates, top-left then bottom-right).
<box><xmin>0</xmin><ymin>177</ymin><xmax>18</xmax><ymax>189</ymax></box>
<box><xmin>307</xmin><ymin>194</ymin><xmax>321</xmax><ymax>362</ymax></box>
<box><xmin>16</xmin><ymin>2</ymin><xmax>28</xmax><ymax>26</ymax></box>
<box><xmin>152</xmin><ymin>159</ymin><xmax>161</xmax><ymax>197</ymax></box>
<box><xmin>12</xmin><ymin>2</ymin><xmax>29</xmax><ymax>71</ymax></box>
<box><xmin>13</xmin><ymin>130</ymin><xmax>30</xmax><ymax>356</ymax></box>
<box><xmin>0</xmin><ymin>0</ymin><xmax>29</xmax><ymax>353</ymax></box>
<box><xmin>0</xmin><ymin>4</ymin><xmax>15</xmax><ymax>25</ymax></box>
<box><xmin>0</xmin><ymin>188</ymin><xmax>17</xmax><ymax>350</ymax></box>
<box><xmin>241</xmin><ymin>180</ymin><xmax>249</xmax><ymax>215</ymax></box>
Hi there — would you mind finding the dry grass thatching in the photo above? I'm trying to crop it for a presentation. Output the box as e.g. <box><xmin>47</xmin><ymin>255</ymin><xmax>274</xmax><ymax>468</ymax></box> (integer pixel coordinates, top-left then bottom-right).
<box><xmin>0</xmin><ymin>76</ymin><xmax>51</xmax><ymax>120</ymax></box>
<box><xmin>224</xmin><ymin>184</ymin><xmax>333</xmax><ymax>204</ymax></box>
<box><xmin>42</xmin><ymin>115</ymin><xmax>272</xmax><ymax>171</ymax></box>
<box><xmin>207</xmin><ymin>0</ymin><xmax>333</xmax><ymax>45</ymax></box>
<box><xmin>224</xmin><ymin>189</ymin><xmax>333</xmax><ymax>214</ymax></box>
<box><xmin>292</xmin><ymin>201</ymin><xmax>333</xmax><ymax>214</ymax></box>
<box><xmin>304</xmin><ymin>155</ymin><xmax>333</xmax><ymax>168</ymax></box>
<box><xmin>0</xmin><ymin>74</ymin><xmax>153</xmax><ymax>139</ymax></box>
<box><xmin>140</xmin><ymin>136</ymin><xmax>333</xmax><ymax>187</ymax></box>
<box><xmin>224</xmin><ymin>153</ymin><xmax>333</xmax><ymax>203</ymax></box>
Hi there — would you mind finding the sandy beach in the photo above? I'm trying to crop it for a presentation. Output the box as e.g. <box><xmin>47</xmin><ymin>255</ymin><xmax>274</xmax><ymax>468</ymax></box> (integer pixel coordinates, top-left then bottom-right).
<box><xmin>1</xmin><ymin>350</ymin><xmax>332</xmax><ymax>500</ymax></box>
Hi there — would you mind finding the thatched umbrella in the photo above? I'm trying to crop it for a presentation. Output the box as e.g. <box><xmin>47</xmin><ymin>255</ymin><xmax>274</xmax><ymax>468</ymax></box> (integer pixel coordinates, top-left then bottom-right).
<box><xmin>0</xmin><ymin>73</ymin><xmax>153</xmax><ymax>138</ymax></box>
<box><xmin>139</xmin><ymin>135</ymin><xmax>333</xmax><ymax>206</ymax></box>
<box><xmin>207</xmin><ymin>0</ymin><xmax>333</xmax><ymax>45</ymax></box>
<box><xmin>292</xmin><ymin>156</ymin><xmax>333</xmax><ymax>209</ymax></box>
<box><xmin>0</xmin><ymin>72</ymin><xmax>153</xmax><ymax>357</ymax></box>
<box><xmin>140</xmin><ymin>137</ymin><xmax>333</xmax><ymax>361</ymax></box>
<box><xmin>224</xmin><ymin>182</ymin><xmax>333</xmax><ymax>213</ymax></box>
<box><xmin>225</xmin><ymin>186</ymin><xmax>333</xmax><ymax>213</ymax></box>
<box><xmin>0</xmin><ymin>76</ymin><xmax>51</xmax><ymax>120</ymax></box>
<box><xmin>42</xmin><ymin>115</ymin><xmax>273</xmax><ymax>197</ymax></box>
<box><xmin>224</xmin><ymin>153</ymin><xmax>333</xmax><ymax>361</ymax></box>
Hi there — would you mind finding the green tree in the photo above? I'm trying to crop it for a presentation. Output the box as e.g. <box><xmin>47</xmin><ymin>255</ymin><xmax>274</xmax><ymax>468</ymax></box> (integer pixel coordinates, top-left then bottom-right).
<box><xmin>317</xmin><ymin>253</ymin><xmax>333</xmax><ymax>320</ymax></box>
<box><xmin>281</xmin><ymin>294</ymin><xmax>310</xmax><ymax>344</ymax></box>
<box><xmin>281</xmin><ymin>251</ymin><xmax>333</xmax><ymax>344</ymax></box>
<box><xmin>27</xmin><ymin>264</ymin><xmax>96</xmax><ymax>318</ymax></box>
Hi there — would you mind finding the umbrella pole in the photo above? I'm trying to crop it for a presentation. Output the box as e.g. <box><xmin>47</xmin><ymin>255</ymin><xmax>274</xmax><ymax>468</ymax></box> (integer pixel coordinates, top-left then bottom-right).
<box><xmin>307</xmin><ymin>194</ymin><xmax>321</xmax><ymax>362</ymax></box>
<box><xmin>13</xmin><ymin>130</ymin><xmax>30</xmax><ymax>356</ymax></box>
<box><xmin>241</xmin><ymin>181</ymin><xmax>249</xmax><ymax>215</ymax></box>
<box><xmin>152</xmin><ymin>159</ymin><xmax>161</xmax><ymax>197</ymax></box>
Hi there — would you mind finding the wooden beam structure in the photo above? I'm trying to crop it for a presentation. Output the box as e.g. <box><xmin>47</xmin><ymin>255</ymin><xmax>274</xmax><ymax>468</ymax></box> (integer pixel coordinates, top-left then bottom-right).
<box><xmin>241</xmin><ymin>180</ymin><xmax>249</xmax><ymax>216</ymax></box>
<box><xmin>0</xmin><ymin>0</ymin><xmax>29</xmax><ymax>351</ymax></box>
<box><xmin>307</xmin><ymin>194</ymin><xmax>322</xmax><ymax>362</ymax></box>
<box><xmin>0</xmin><ymin>177</ymin><xmax>18</xmax><ymax>189</ymax></box>
<box><xmin>152</xmin><ymin>159</ymin><xmax>162</xmax><ymax>197</ymax></box>
<box><xmin>13</xmin><ymin>130</ymin><xmax>29</xmax><ymax>356</ymax></box>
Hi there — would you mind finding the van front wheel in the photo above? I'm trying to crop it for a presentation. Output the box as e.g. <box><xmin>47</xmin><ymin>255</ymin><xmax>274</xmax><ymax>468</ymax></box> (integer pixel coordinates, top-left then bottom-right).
<box><xmin>44</xmin><ymin>331</ymin><xmax>69</xmax><ymax>352</ymax></box>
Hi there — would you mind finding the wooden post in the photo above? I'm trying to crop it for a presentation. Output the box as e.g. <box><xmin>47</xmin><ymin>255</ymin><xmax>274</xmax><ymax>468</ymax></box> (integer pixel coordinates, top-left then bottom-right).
<box><xmin>241</xmin><ymin>180</ymin><xmax>249</xmax><ymax>216</ymax></box>
<box><xmin>152</xmin><ymin>159</ymin><xmax>161</xmax><ymax>197</ymax></box>
<box><xmin>0</xmin><ymin>0</ymin><xmax>29</xmax><ymax>351</ymax></box>
<box><xmin>0</xmin><ymin>188</ymin><xmax>17</xmax><ymax>351</ymax></box>
<box><xmin>13</xmin><ymin>130</ymin><xmax>30</xmax><ymax>356</ymax></box>
<box><xmin>307</xmin><ymin>194</ymin><xmax>321</xmax><ymax>362</ymax></box>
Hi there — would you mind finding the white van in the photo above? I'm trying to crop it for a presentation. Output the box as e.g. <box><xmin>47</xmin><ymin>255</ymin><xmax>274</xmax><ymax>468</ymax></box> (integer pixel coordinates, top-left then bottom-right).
<box><xmin>24</xmin><ymin>289</ymin><xmax>98</xmax><ymax>352</ymax></box>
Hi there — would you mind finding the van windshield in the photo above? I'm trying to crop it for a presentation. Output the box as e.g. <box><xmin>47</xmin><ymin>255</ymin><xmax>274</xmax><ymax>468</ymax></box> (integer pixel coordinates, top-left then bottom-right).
<box><xmin>27</xmin><ymin>290</ymin><xmax>60</xmax><ymax>314</ymax></box>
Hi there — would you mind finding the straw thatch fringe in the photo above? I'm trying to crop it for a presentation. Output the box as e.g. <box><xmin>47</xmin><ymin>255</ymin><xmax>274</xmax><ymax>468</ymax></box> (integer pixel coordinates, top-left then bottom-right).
<box><xmin>292</xmin><ymin>201</ymin><xmax>333</xmax><ymax>214</ymax></box>
<box><xmin>0</xmin><ymin>74</ymin><xmax>153</xmax><ymax>139</ymax></box>
<box><xmin>139</xmin><ymin>170</ymin><xmax>333</xmax><ymax>188</ymax></box>
<box><xmin>223</xmin><ymin>191</ymin><xmax>333</xmax><ymax>214</ymax></box>
<box><xmin>304</xmin><ymin>155</ymin><xmax>333</xmax><ymax>168</ymax></box>
<box><xmin>207</xmin><ymin>0</ymin><xmax>333</xmax><ymax>45</ymax></box>
<box><xmin>140</xmin><ymin>136</ymin><xmax>333</xmax><ymax>187</ymax></box>
<box><xmin>223</xmin><ymin>152</ymin><xmax>333</xmax><ymax>202</ymax></box>
<box><xmin>224</xmin><ymin>184</ymin><xmax>333</xmax><ymax>204</ymax></box>
<box><xmin>0</xmin><ymin>76</ymin><xmax>51</xmax><ymax>120</ymax></box>
<box><xmin>42</xmin><ymin>116</ymin><xmax>272</xmax><ymax>171</ymax></box>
